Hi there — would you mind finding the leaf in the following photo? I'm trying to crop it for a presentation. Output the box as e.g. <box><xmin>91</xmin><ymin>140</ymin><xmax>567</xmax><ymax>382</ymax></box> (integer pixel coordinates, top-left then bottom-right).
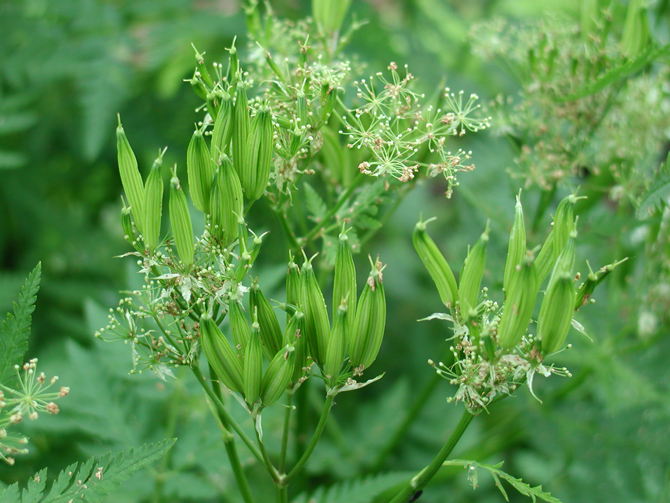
<box><xmin>444</xmin><ymin>459</ymin><xmax>563</xmax><ymax>503</ymax></box>
<box><xmin>304</xmin><ymin>182</ymin><xmax>328</xmax><ymax>221</ymax></box>
<box><xmin>292</xmin><ymin>471</ymin><xmax>414</xmax><ymax>503</ymax></box>
<box><xmin>0</xmin><ymin>263</ymin><xmax>41</xmax><ymax>388</ymax></box>
<box><xmin>0</xmin><ymin>440</ymin><xmax>175</xmax><ymax>503</ymax></box>
<box><xmin>637</xmin><ymin>152</ymin><xmax>670</xmax><ymax>218</ymax></box>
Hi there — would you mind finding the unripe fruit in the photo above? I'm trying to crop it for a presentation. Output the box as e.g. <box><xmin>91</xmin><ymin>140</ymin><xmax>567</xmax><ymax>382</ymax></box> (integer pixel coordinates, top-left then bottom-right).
<box><xmin>143</xmin><ymin>149</ymin><xmax>166</xmax><ymax>251</ymax></box>
<box><xmin>116</xmin><ymin>115</ymin><xmax>145</xmax><ymax>233</ymax></box>
<box><xmin>200</xmin><ymin>314</ymin><xmax>244</xmax><ymax>394</ymax></box>
<box><xmin>169</xmin><ymin>168</ymin><xmax>194</xmax><ymax>266</ymax></box>
<box><xmin>458</xmin><ymin>222</ymin><xmax>490</xmax><ymax>321</ymax></box>
<box><xmin>187</xmin><ymin>125</ymin><xmax>216</xmax><ymax>214</ymax></box>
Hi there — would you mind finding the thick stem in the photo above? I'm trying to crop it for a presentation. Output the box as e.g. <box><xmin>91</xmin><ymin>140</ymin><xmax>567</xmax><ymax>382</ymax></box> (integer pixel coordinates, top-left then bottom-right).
<box><xmin>191</xmin><ymin>365</ymin><xmax>264</xmax><ymax>465</ymax></box>
<box><xmin>284</xmin><ymin>393</ymin><xmax>336</xmax><ymax>483</ymax></box>
<box><xmin>387</xmin><ymin>409</ymin><xmax>474</xmax><ymax>503</ymax></box>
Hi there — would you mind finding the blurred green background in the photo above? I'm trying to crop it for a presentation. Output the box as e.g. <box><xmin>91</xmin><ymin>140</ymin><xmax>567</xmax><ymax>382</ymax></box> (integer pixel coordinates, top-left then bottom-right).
<box><xmin>1</xmin><ymin>0</ymin><xmax>669</xmax><ymax>502</ymax></box>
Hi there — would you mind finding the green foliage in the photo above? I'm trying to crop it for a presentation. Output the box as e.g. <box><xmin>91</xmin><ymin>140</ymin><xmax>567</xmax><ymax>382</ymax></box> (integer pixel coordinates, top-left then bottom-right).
<box><xmin>293</xmin><ymin>471</ymin><xmax>414</xmax><ymax>503</ymax></box>
<box><xmin>637</xmin><ymin>152</ymin><xmax>670</xmax><ymax>218</ymax></box>
<box><xmin>0</xmin><ymin>441</ymin><xmax>175</xmax><ymax>503</ymax></box>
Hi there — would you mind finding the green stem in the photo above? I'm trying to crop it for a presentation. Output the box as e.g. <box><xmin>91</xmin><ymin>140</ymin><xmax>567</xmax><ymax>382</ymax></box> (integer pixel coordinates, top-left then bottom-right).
<box><xmin>254</xmin><ymin>418</ymin><xmax>281</xmax><ymax>484</ymax></box>
<box><xmin>274</xmin><ymin>207</ymin><xmax>302</xmax><ymax>251</ymax></box>
<box><xmin>284</xmin><ymin>393</ymin><xmax>336</xmax><ymax>483</ymax></box>
<box><xmin>276</xmin><ymin>486</ymin><xmax>288</xmax><ymax>503</ymax></box>
<box><xmin>191</xmin><ymin>365</ymin><xmax>265</xmax><ymax>465</ymax></box>
<box><xmin>280</xmin><ymin>391</ymin><xmax>294</xmax><ymax>473</ymax></box>
<box><xmin>387</xmin><ymin>409</ymin><xmax>475</xmax><ymax>503</ymax></box>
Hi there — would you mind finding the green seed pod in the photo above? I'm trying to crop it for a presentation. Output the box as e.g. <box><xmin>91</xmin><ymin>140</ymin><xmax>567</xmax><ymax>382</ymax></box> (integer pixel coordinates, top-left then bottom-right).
<box><xmin>187</xmin><ymin>70</ymin><xmax>208</xmax><ymax>100</ymax></box>
<box><xmin>349</xmin><ymin>258</ymin><xmax>386</xmax><ymax>371</ymax></box>
<box><xmin>503</xmin><ymin>195</ymin><xmax>526</xmax><ymax>294</ymax></box>
<box><xmin>209</xmin><ymin>155</ymin><xmax>243</xmax><ymax>246</ymax></box>
<box><xmin>232</xmin><ymin>85</ymin><xmax>250</xmax><ymax>189</ymax></box>
<box><xmin>120</xmin><ymin>197</ymin><xmax>135</xmax><ymax>243</ymax></box>
<box><xmin>537</xmin><ymin>275</ymin><xmax>575</xmax><ymax>356</ymax></box>
<box><xmin>187</xmin><ymin>125</ymin><xmax>216</xmax><ymax>214</ymax></box>
<box><xmin>250</xmin><ymin>280</ymin><xmax>283</xmax><ymax>361</ymax></box>
<box><xmin>227</xmin><ymin>39</ymin><xmax>239</xmax><ymax>83</ymax></box>
<box><xmin>245</xmin><ymin>105</ymin><xmax>274</xmax><ymax>202</ymax></box>
<box><xmin>332</xmin><ymin>231</ymin><xmax>357</xmax><ymax>336</ymax></box>
<box><xmin>320</xmin><ymin>83</ymin><xmax>336</xmax><ymax>122</ymax></box>
<box><xmin>143</xmin><ymin>149</ymin><xmax>166</xmax><ymax>251</ymax></box>
<box><xmin>283</xmin><ymin>310</ymin><xmax>309</xmax><ymax>385</ymax></box>
<box><xmin>552</xmin><ymin>194</ymin><xmax>581</xmax><ymax>265</ymax></box>
<box><xmin>191</xmin><ymin>44</ymin><xmax>214</xmax><ymax>90</ymax></box>
<box><xmin>228</xmin><ymin>298</ymin><xmax>250</xmax><ymax>357</ymax></box>
<box><xmin>535</xmin><ymin>229</ymin><xmax>554</xmax><ymax>289</ymax></box>
<box><xmin>116</xmin><ymin>115</ymin><xmax>145</xmax><ymax>233</ymax></box>
<box><xmin>325</xmin><ymin>300</ymin><xmax>347</xmax><ymax>384</ymax></box>
<box><xmin>235</xmin><ymin>230</ymin><xmax>264</xmax><ymax>282</ymax></box>
<box><xmin>574</xmin><ymin>258</ymin><xmax>627</xmax><ymax>310</ymax></box>
<box><xmin>458</xmin><ymin>221</ymin><xmax>490</xmax><ymax>320</ymax></box>
<box><xmin>412</xmin><ymin>217</ymin><xmax>459</xmax><ymax>308</ymax></box>
<box><xmin>244</xmin><ymin>316</ymin><xmax>263</xmax><ymax>406</ymax></box>
<box><xmin>286</xmin><ymin>255</ymin><xmax>302</xmax><ymax>323</ymax></box>
<box><xmin>497</xmin><ymin>253</ymin><xmax>538</xmax><ymax>349</ymax></box>
<box><xmin>169</xmin><ymin>167</ymin><xmax>194</xmax><ymax>266</ymax></box>
<box><xmin>211</xmin><ymin>90</ymin><xmax>234</xmax><ymax>158</ymax></box>
<box><xmin>261</xmin><ymin>45</ymin><xmax>286</xmax><ymax>83</ymax></box>
<box><xmin>200</xmin><ymin>314</ymin><xmax>244</xmax><ymax>394</ymax></box>
<box><xmin>300</xmin><ymin>254</ymin><xmax>331</xmax><ymax>364</ymax></box>
<box><xmin>260</xmin><ymin>344</ymin><xmax>295</xmax><ymax>406</ymax></box>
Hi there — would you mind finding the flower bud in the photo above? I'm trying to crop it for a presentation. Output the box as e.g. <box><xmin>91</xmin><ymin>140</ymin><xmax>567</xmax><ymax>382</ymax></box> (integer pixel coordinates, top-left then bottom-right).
<box><xmin>250</xmin><ymin>280</ymin><xmax>283</xmax><ymax>361</ymax></box>
<box><xmin>232</xmin><ymin>85</ymin><xmax>250</xmax><ymax>188</ymax></box>
<box><xmin>245</xmin><ymin>105</ymin><xmax>274</xmax><ymax>201</ymax></box>
<box><xmin>325</xmin><ymin>299</ymin><xmax>348</xmax><ymax>384</ymax></box>
<box><xmin>458</xmin><ymin>221</ymin><xmax>490</xmax><ymax>320</ymax></box>
<box><xmin>261</xmin><ymin>344</ymin><xmax>295</xmax><ymax>406</ymax></box>
<box><xmin>349</xmin><ymin>257</ymin><xmax>386</xmax><ymax>371</ymax></box>
<box><xmin>169</xmin><ymin>168</ymin><xmax>194</xmax><ymax>266</ymax></box>
<box><xmin>412</xmin><ymin>217</ymin><xmax>458</xmax><ymax>308</ymax></box>
<box><xmin>244</xmin><ymin>316</ymin><xmax>263</xmax><ymax>406</ymax></box>
<box><xmin>503</xmin><ymin>194</ymin><xmax>526</xmax><ymax>294</ymax></box>
<box><xmin>187</xmin><ymin>125</ymin><xmax>216</xmax><ymax>214</ymax></box>
<box><xmin>497</xmin><ymin>253</ymin><xmax>538</xmax><ymax>349</ymax></box>
<box><xmin>332</xmin><ymin>231</ymin><xmax>357</xmax><ymax>337</ymax></box>
<box><xmin>209</xmin><ymin>154</ymin><xmax>243</xmax><ymax>246</ymax></box>
<box><xmin>300</xmin><ymin>253</ymin><xmax>331</xmax><ymax>364</ymax></box>
<box><xmin>116</xmin><ymin>115</ymin><xmax>145</xmax><ymax>233</ymax></box>
<box><xmin>211</xmin><ymin>90</ymin><xmax>234</xmax><ymax>157</ymax></box>
<box><xmin>143</xmin><ymin>149</ymin><xmax>166</xmax><ymax>251</ymax></box>
<box><xmin>200</xmin><ymin>314</ymin><xmax>244</xmax><ymax>394</ymax></box>
<box><xmin>228</xmin><ymin>297</ymin><xmax>250</xmax><ymax>357</ymax></box>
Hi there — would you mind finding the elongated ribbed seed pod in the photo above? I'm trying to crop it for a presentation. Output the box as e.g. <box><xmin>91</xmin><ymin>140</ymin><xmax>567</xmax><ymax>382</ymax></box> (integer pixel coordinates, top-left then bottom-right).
<box><xmin>497</xmin><ymin>253</ymin><xmax>538</xmax><ymax>349</ymax></box>
<box><xmin>535</xmin><ymin>227</ymin><xmax>553</xmax><ymax>285</ymax></box>
<box><xmin>232</xmin><ymin>85</ymin><xmax>250</xmax><ymax>188</ymax></box>
<box><xmin>300</xmin><ymin>254</ymin><xmax>330</xmax><ymax>364</ymax></box>
<box><xmin>244</xmin><ymin>318</ymin><xmax>263</xmax><ymax>406</ymax></box>
<box><xmin>552</xmin><ymin>194</ymin><xmax>580</xmax><ymax>265</ymax></box>
<box><xmin>261</xmin><ymin>344</ymin><xmax>295</xmax><ymax>406</ymax></box>
<box><xmin>503</xmin><ymin>195</ymin><xmax>526</xmax><ymax>294</ymax></box>
<box><xmin>349</xmin><ymin>258</ymin><xmax>386</xmax><ymax>371</ymax></box>
<box><xmin>325</xmin><ymin>300</ymin><xmax>347</xmax><ymax>384</ymax></box>
<box><xmin>169</xmin><ymin>168</ymin><xmax>194</xmax><ymax>266</ymax></box>
<box><xmin>228</xmin><ymin>298</ymin><xmax>250</xmax><ymax>357</ymax></box>
<box><xmin>209</xmin><ymin>155</ymin><xmax>243</xmax><ymax>246</ymax></box>
<box><xmin>574</xmin><ymin>258</ymin><xmax>627</xmax><ymax>310</ymax></box>
<box><xmin>211</xmin><ymin>91</ymin><xmax>234</xmax><ymax>157</ymax></box>
<box><xmin>333</xmin><ymin>232</ymin><xmax>357</xmax><ymax>337</ymax></box>
<box><xmin>116</xmin><ymin>115</ymin><xmax>145</xmax><ymax>233</ymax></box>
<box><xmin>320</xmin><ymin>83</ymin><xmax>336</xmax><ymax>122</ymax></box>
<box><xmin>250</xmin><ymin>280</ymin><xmax>283</xmax><ymax>360</ymax></box>
<box><xmin>286</xmin><ymin>256</ymin><xmax>301</xmax><ymax>308</ymax></box>
<box><xmin>191</xmin><ymin>44</ymin><xmax>214</xmax><ymax>89</ymax></box>
<box><xmin>281</xmin><ymin>310</ymin><xmax>308</xmax><ymax>385</ymax></box>
<box><xmin>143</xmin><ymin>149</ymin><xmax>166</xmax><ymax>251</ymax></box>
<box><xmin>458</xmin><ymin>221</ymin><xmax>490</xmax><ymax>320</ymax></box>
<box><xmin>121</xmin><ymin>197</ymin><xmax>135</xmax><ymax>243</ymax></box>
<box><xmin>187</xmin><ymin>126</ymin><xmax>216</xmax><ymax>214</ymax></box>
<box><xmin>200</xmin><ymin>314</ymin><xmax>244</xmax><ymax>393</ymax></box>
<box><xmin>227</xmin><ymin>40</ymin><xmax>239</xmax><ymax>83</ymax></box>
<box><xmin>245</xmin><ymin>105</ymin><xmax>273</xmax><ymax>201</ymax></box>
<box><xmin>412</xmin><ymin>217</ymin><xmax>459</xmax><ymax>308</ymax></box>
<box><xmin>187</xmin><ymin>70</ymin><xmax>208</xmax><ymax>100</ymax></box>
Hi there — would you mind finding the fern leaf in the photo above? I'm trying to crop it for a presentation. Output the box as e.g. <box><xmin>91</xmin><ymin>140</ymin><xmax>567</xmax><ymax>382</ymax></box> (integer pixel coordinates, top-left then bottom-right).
<box><xmin>0</xmin><ymin>440</ymin><xmax>175</xmax><ymax>503</ymax></box>
<box><xmin>304</xmin><ymin>182</ymin><xmax>328</xmax><ymax>221</ymax></box>
<box><xmin>293</xmin><ymin>471</ymin><xmax>413</xmax><ymax>503</ymax></box>
<box><xmin>444</xmin><ymin>459</ymin><xmax>563</xmax><ymax>503</ymax></box>
<box><xmin>637</xmin><ymin>152</ymin><xmax>670</xmax><ymax>218</ymax></box>
<box><xmin>0</xmin><ymin>263</ymin><xmax>41</xmax><ymax>388</ymax></box>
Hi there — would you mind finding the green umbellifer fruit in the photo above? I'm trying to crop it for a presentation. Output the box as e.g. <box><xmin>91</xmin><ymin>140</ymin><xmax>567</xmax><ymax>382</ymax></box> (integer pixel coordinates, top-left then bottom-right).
<box><xmin>333</xmin><ymin>231</ymin><xmax>357</xmax><ymax>337</ymax></box>
<box><xmin>200</xmin><ymin>314</ymin><xmax>244</xmax><ymax>394</ymax></box>
<box><xmin>209</xmin><ymin>154</ymin><xmax>243</xmax><ymax>246</ymax></box>
<box><xmin>349</xmin><ymin>258</ymin><xmax>386</xmax><ymax>371</ymax></box>
<box><xmin>552</xmin><ymin>193</ymin><xmax>581</xmax><ymax>265</ymax></box>
<box><xmin>244</xmin><ymin>317</ymin><xmax>263</xmax><ymax>406</ymax></box>
<box><xmin>574</xmin><ymin>258</ymin><xmax>627</xmax><ymax>310</ymax></box>
<box><xmin>260</xmin><ymin>344</ymin><xmax>295</xmax><ymax>406</ymax></box>
<box><xmin>143</xmin><ymin>149</ymin><xmax>166</xmax><ymax>251</ymax></box>
<box><xmin>535</xmin><ymin>229</ymin><xmax>554</xmax><ymax>289</ymax></box>
<box><xmin>228</xmin><ymin>298</ymin><xmax>250</xmax><ymax>357</ymax></box>
<box><xmin>169</xmin><ymin>168</ymin><xmax>194</xmax><ymax>266</ymax></box>
<box><xmin>245</xmin><ymin>105</ymin><xmax>273</xmax><ymax>201</ymax></box>
<box><xmin>120</xmin><ymin>197</ymin><xmax>135</xmax><ymax>243</ymax></box>
<box><xmin>497</xmin><ymin>253</ymin><xmax>538</xmax><ymax>349</ymax></box>
<box><xmin>413</xmin><ymin>217</ymin><xmax>459</xmax><ymax>308</ymax></box>
<box><xmin>232</xmin><ymin>85</ymin><xmax>250</xmax><ymax>189</ymax></box>
<box><xmin>249</xmin><ymin>280</ymin><xmax>283</xmax><ymax>361</ymax></box>
<box><xmin>503</xmin><ymin>195</ymin><xmax>526</xmax><ymax>294</ymax></box>
<box><xmin>325</xmin><ymin>300</ymin><xmax>347</xmax><ymax>385</ymax></box>
<box><xmin>187</xmin><ymin>125</ymin><xmax>216</xmax><ymax>214</ymax></box>
<box><xmin>211</xmin><ymin>90</ymin><xmax>233</xmax><ymax>157</ymax></box>
<box><xmin>283</xmin><ymin>310</ymin><xmax>308</xmax><ymax>385</ymax></box>
<box><xmin>458</xmin><ymin>221</ymin><xmax>490</xmax><ymax>321</ymax></box>
<box><xmin>300</xmin><ymin>254</ymin><xmax>331</xmax><ymax>364</ymax></box>
<box><xmin>116</xmin><ymin>115</ymin><xmax>145</xmax><ymax>233</ymax></box>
